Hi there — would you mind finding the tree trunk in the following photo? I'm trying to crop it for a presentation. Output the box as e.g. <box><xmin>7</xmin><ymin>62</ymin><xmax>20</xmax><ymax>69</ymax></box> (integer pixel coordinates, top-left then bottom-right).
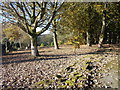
<box><xmin>117</xmin><ymin>30</ymin><xmax>120</xmax><ymax>44</ymax></box>
<box><xmin>112</xmin><ymin>31</ymin><xmax>117</xmax><ymax>44</ymax></box>
<box><xmin>31</xmin><ymin>36</ymin><xmax>39</xmax><ymax>56</ymax></box>
<box><xmin>98</xmin><ymin>4</ymin><xmax>106</xmax><ymax>48</ymax></box>
<box><xmin>86</xmin><ymin>31</ymin><xmax>92</xmax><ymax>46</ymax></box>
<box><xmin>103</xmin><ymin>28</ymin><xmax>107</xmax><ymax>44</ymax></box>
<box><xmin>108</xmin><ymin>31</ymin><xmax>112</xmax><ymax>44</ymax></box>
<box><xmin>98</xmin><ymin>19</ymin><xmax>105</xmax><ymax>48</ymax></box>
<box><xmin>86</xmin><ymin>4</ymin><xmax>93</xmax><ymax>47</ymax></box>
<box><xmin>53</xmin><ymin>31</ymin><xmax>59</xmax><ymax>49</ymax></box>
<box><xmin>19</xmin><ymin>41</ymin><xmax>22</xmax><ymax>49</ymax></box>
<box><xmin>52</xmin><ymin>19</ymin><xmax>59</xmax><ymax>49</ymax></box>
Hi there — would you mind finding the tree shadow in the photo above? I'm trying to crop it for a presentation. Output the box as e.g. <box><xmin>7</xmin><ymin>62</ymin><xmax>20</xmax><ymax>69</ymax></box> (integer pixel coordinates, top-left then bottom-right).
<box><xmin>87</xmin><ymin>49</ymin><xmax>106</xmax><ymax>54</ymax></box>
<box><xmin>7</xmin><ymin>50</ymin><xmax>52</xmax><ymax>56</ymax></box>
<box><xmin>1</xmin><ymin>54</ymin><xmax>67</xmax><ymax>65</ymax></box>
<box><xmin>1</xmin><ymin>47</ymin><xmax>117</xmax><ymax>65</ymax></box>
<box><xmin>7</xmin><ymin>51</ymin><xmax>31</xmax><ymax>55</ymax></box>
<box><xmin>78</xmin><ymin>48</ymin><xmax>119</xmax><ymax>56</ymax></box>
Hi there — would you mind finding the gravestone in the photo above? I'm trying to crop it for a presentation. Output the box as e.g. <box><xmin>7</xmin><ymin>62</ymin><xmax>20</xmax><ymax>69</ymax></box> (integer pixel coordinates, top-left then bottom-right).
<box><xmin>6</xmin><ymin>41</ymin><xmax>11</xmax><ymax>52</ymax></box>
<box><xmin>2</xmin><ymin>44</ymin><xmax>6</xmax><ymax>55</ymax></box>
<box><xmin>16</xmin><ymin>43</ymin><xmax>20</xmax><ymax>48</ymax></box>
<box><xmin>0</xmin><ymin>43</ymin><xmax>2</xmax><ymax>56</ymax></box>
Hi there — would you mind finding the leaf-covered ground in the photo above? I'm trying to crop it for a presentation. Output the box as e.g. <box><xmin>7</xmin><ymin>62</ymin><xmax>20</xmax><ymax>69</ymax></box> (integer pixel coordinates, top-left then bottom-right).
<box><xmin>0</xmin><ymin>44</ymin><xmax>119</xmax><ymax>88</ymax></box>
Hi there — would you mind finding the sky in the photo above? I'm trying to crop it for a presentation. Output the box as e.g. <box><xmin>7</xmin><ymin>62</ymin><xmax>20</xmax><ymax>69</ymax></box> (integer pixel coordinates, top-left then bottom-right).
<box><xmin>36</xmin><ymin>27</ymin><xmax>51</xmax><ymax>35</ymax></box>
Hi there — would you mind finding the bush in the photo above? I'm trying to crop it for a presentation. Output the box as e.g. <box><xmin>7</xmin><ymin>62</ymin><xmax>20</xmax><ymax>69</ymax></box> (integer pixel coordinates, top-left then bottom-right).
<box><xmin>40</xmin><ymin>43</ymin><xmax>44</xmax><ymax>47</ymax></box>
<box><xmin>50</xmin><ymin>42</ymin><xmax>54</xmax><ymax>46</ymax></box>
<box><xmin>58</xmin><ymin>41</ymin><xmax>63</xmax><ymax>45</ymax></box>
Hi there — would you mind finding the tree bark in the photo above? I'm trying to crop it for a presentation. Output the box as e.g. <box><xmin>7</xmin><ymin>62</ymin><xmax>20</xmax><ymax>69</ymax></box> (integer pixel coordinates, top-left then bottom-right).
<box><xmin>86</xmin><ymin>31</ymin><xmax>92</xmax><ymax>46</ymax></box>
<box><xmin>86</xmin><ymin>4</ymin><xmax>93</xmax><ymax>47</ymax></box>
<box><xmin>53</xmin><ymin>31</ymin><xmax>59</xmax><ymax>49</ymax></box>
<box><xmin>52</xmin><ymin>19</ymin><xmax>59</xmax><ymax>49</ymax></box>
<box><xmin>112</xmin><ymin>31</ymin><xmax>117</xmax><ymax>44</ymax></box>
<box><xmin>108</xmin><ymin>31</ymin><xmax>112</xmax><ymax>44</ymax></box>
<box><xmin>103</xmin><ymin>29</ymin><xmax>107</xmax><ymax>44</ymax></box>
<box><xmin>31</xmin><ymin>36</ymin><xmax>39</xmax><ymax>56</ymax></box>
<box><xmin>98</xmin><ymin>4</ymin><xmax>107</xmax><ymax>48</ymax></box>
<box><xmin>19</xmin><ymin>41</ymin><xmax>22</xmax><ymax>49</ymax></box>
<box><xmin>117</xmin><ymin>30</ymin><xmax>120</xmax><ymax>44</ymax></box>
<box><xmin>98</xmin><ymin>15</ymin><xmax>106</xmax><ymax>47</ymax></box>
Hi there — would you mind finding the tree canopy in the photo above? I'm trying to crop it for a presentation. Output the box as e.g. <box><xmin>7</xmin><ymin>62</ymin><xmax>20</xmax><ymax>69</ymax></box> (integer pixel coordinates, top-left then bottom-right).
<box><xmin>0</xmin><ymin>2</ymin><xmax>64</xmax><ymax>56</ymax></box>
<box><xmin>57</xmin><ymin>2</ymin><xmax>120</xmax><ymax>47</ymax></box>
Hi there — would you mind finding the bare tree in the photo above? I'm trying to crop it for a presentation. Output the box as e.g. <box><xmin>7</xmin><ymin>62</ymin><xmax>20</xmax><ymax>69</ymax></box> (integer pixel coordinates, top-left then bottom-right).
<box><xmin>0</xmin><ymin>1</ymin><xmax>63</xmax><ymax>56</ymax></box>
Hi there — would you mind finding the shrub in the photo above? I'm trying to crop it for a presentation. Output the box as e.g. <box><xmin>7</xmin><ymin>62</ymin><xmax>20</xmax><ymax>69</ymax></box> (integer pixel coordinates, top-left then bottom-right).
<box><xmin>58</xmin><ymin>41</ymin><xmax>63</xmax><ymax>45</ymax></box>
<box><xmin>50</xmin><ymin>42</ymin><xmax>54</xmax><ymax>46</ymax></box>
<box><xmin>40</xmin><ymin>43</ymin><xmax>44</xmax><ymax>47</ymax></box>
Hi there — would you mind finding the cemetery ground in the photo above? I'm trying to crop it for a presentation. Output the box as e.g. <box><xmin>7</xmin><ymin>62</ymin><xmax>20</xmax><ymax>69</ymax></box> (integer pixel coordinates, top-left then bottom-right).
<box><xmin>1</xmin><ymin>44</ymin><xmax>119</xmax><ymax>88</ymax></box>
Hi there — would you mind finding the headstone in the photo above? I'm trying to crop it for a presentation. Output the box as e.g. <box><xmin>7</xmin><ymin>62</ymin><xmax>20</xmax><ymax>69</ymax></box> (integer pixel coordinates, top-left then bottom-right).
<box><xmin>25</xmin><ymin>47</ymin><xmax>28</xmax><ymax>50</ymax></box>
<box><xmin>6</xmin><ymin>41</ymin><xmax>10</xmax><ymax>52</ymax></box>
<box><xmin>0</xmin><ymin>43</ymin><xmax>2</xmax><ymax>56</ymax></box>
<box><xmin>2</xmin><ymin>44</ymin><xmax>6</xmax><ymax>55</ymax></box>
<box><xmin>16</xmin><ymin>43</ymin><xmax>20</xmax><ymax>48</ymax></box>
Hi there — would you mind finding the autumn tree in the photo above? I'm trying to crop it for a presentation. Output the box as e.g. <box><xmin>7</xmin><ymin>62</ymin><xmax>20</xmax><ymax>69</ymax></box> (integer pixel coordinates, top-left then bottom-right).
<box><xmin>58</xmin><ymin>2</ymin><xmax>120</xmax><ymax>47</ymax></box>
<box><xmin>98</xmin><ymin>2</ymin><xmax>120</xmax><ymax>47</ymax></box>
<box><xmin>93</xmin><ymin>2</ymin><xmax>120</xmax><ymax>47</ymax></box>
<box><xmin>58</xmin><ymin>2</ymin><xmax>101</xmax><ymax>47</ymax></box>
<box><xmin>1</xmin><ymin>2</ymin><xmax>63</xmax><ymax>56</ymax></box>
<box><xmin>3</xmin><ymin>24</ymin><xmax>22</xmax><ymax>42</ymax></box>
<box><xmin>58</xmin><ymin>3</ymin><xmax>87</xmax><ymax>47</ymax></box>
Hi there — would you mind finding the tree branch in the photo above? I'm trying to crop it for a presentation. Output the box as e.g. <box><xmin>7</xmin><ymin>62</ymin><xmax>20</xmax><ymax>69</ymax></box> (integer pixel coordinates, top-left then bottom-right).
<box><xmin>40</xmin><ymin>2</ymin><xmax>47</xmax><ymax>20</ymax></box>
<box><xmin>36</xmin><ymin>2</ymin><xmax>64</xmax><ymax>35</ymax></box>
<box><xmin>23</xmin><ymin>3</ymin><xmax>31</xmax><ymax>18</ymax></box>
<box><xmin>10</xmin><ymin>3</ymin><xmax>22</xmax><ymax>18</ymax></box>
<box><xmin>37</xmin><ymin>10</ymin><xmax>57</xmax><ymax>35</ymax></box>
